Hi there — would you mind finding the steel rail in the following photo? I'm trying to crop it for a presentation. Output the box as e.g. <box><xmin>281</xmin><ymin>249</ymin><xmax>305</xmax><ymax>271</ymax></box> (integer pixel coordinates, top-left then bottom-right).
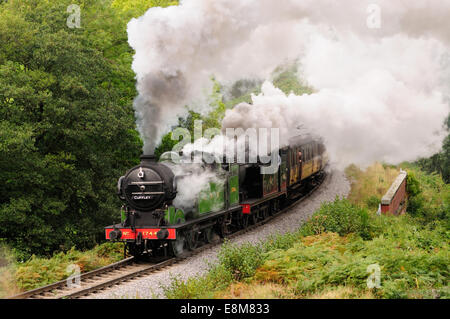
<box><xmin>9</xmin><ymin>257</ymin><xmax>135</xmax><ymax>299</ymax></box>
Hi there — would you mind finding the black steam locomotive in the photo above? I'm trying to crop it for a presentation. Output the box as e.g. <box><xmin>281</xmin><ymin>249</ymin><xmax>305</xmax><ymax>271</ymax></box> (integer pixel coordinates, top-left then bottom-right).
<box><xmin>106</xmin><ymin>135</ymin><xmax>328</xmax><ymax>257</ymax></box>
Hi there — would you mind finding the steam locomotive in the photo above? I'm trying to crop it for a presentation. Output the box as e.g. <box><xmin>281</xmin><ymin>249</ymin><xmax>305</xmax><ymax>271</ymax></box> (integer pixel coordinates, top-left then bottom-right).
<box><xmin>105</xmin><ymin>135</ymin><xmax>328</xmax><ymax>257</ymax></box>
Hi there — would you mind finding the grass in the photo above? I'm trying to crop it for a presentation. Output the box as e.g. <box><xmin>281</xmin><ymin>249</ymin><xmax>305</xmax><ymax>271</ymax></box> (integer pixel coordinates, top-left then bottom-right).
<box><xmin>346</xmin><ymin>162</ymin><xmax>449</xmax><ymax>220</ymax></box>
<box><xmin>254</xmin><ymin>222</ymin><xmax>448</xmax><ymax>299</ymax></box>
<box><xmin>345</xmin><ymin>162</ymin><xmax>400</xmax><ymax>210</ymax></box>
<box><xmin>0</xmin><ymin>241</ymin><xmax>124</xmax><ymax>297</ymax></box>
<box><xmin>162</xmin><ymin>162</ymin><xmax>449</xmax><ymax>299</ymax></box>
<box><xmin>0</xmin><ymin>245</ymin><xmax>20</xmax><ymax>298</ymax></box>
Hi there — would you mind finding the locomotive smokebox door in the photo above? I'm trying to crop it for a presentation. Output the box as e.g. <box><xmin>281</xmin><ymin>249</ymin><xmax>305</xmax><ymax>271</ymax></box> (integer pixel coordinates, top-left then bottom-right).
<box><xmin>121</xmin><ymin>155</ymin><xmax>176</xmax><ymax>212</ymax></box>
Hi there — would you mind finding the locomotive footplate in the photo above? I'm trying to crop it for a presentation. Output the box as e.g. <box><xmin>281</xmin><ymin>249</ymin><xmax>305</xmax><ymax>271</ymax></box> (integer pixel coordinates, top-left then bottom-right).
<box><xmin>105</xmin><ymin>226</ymin><xmax>177</xmax><ymax>240</ymax></box>
<box><xmin>240</xmin><ymin>191</ymin><xmax>287</xmax><ymax>214</ymax></box>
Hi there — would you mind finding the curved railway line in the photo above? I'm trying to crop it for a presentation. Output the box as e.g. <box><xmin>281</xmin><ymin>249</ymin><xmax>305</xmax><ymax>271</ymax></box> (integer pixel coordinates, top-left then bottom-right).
<box><xmin>10</xmin><ymin>171</ymin><xmax>330</xmax><ymax>299</ymax></box>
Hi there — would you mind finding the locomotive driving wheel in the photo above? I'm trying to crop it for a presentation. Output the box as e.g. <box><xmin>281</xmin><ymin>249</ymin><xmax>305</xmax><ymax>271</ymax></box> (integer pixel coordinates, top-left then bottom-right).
<box><xmin>204</xmin><ymin>227</ymin><xmax>219</xmax><ymax>244</ymax></box>
<box><xmin>240</xmin><ymin>214</ymin><xmax>249</xmax><ymax>229</ymax></box>
<box><xmin>186</xmin><ymin>226</ymin><xmax>200</xmax><ymax>250</ymax></box>
<box><xmin>218</xmin><ymin>214</ymin><xmax>231</xmax><ymax>237</ymax></box>
<box><xmin>269</xmin><ymin>200</ymin><xmax>278</xmax><ymax>216</ymax></box>
<box><xmin>262</xmin><ymin>207</ymin><xmax>269</xmax><ymax>220</ymax></box>
<box><xmin>250</xmin><ymin>210</ymin><xmax>258</xmax><ymax>225</ymax></box>
<box><xmin>171</xmin><ymin>234</ymin><xmax>186</xmax><ymax>257</ymax></box>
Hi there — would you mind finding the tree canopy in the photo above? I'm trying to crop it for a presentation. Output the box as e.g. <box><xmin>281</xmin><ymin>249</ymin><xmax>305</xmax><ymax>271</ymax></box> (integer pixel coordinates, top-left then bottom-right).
<box><xmin>0</xmin><ymin>0</ymin><xmax>169</xmax><ymax>259</ymax></box>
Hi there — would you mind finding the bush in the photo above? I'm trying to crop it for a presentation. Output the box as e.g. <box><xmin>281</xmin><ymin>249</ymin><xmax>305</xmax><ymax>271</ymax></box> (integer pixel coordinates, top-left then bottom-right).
<box><xmin>406</xmin><ymin>172</ymin><xmax>425</xmax><ymax>218</ymax></box>
<box><xmin>366</xmin><ymin>195</ymin><xmax>380</xmax><ymax>210</ymax></box>
<box><xmin>263</xmin><ymin>232</ymin><xmax>300</xmax><ymax>251</ymax></box>
<box><xmin>300</xmin><ymin>197</ymin><xmax>376</xmax><ymax>240</ymax></box>
<box><xmin>162</xmin><ymin>265</ymin><xmax>233</xmax><ymax>299</ymax></box>
<box><xmin>13</xmin><ymin>242</ymin><xmax>123</xmax><ymax>291</ymax></box>
<box><xmin>163</xmin><ymin>212</ymin><xmax>449</xmax><ymax>299</ymax></box>
<box><xmin>257</xmin><ymin>217</ymin><xmax>449</xmax><ymax>299</ymax></box>
<box><xmin>163</xmin><ymin>166</ymin><xmax>448</xmax><ymax>299</ymax></box>
<box><xmin>217</xmin><ymin>241</ymin><xmax>265</xmax><ymax>281</ymax></box>
<box><xmin>404</xmin><ymin>165</ymin><xmax>450</xmax><ymax>223</ymax></box>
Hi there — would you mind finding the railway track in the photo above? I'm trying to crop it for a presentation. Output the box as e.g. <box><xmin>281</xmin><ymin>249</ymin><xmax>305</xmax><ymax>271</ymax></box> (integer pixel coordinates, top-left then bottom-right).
<box><xmin>10</xmin><ymin>171</ymin><xmax>330</xmax><ymax>299</ymax></box>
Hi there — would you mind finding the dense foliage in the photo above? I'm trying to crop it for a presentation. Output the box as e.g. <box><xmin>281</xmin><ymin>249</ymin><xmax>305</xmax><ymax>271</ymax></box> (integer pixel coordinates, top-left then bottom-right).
<box><xmin>299</xmin><ymin>197</ymin><xmax>375</xmax><ymax>240</ymax></box>
<box><xmin>416</xmin><ymin>115</ymin><xmax>450</xmax><ymax>183</ymax></box>
<box><xmin>0</xmin><ymin>0</ymin><xmax>186</xmax><ymax>259</ymax></box>
<box><xmin>162</xmin><ymin>164</ymin><xmax>449</xmax><ymax>299</ymax></box>
<box><xmin>405</xmin><ymin>166</ymin><xmax>450</xmax><ymax>224</ymax></box>
<box><xmin>14</xmin><ymin>242</ymin><xmax>123</xmax><ymax>292</ymax></box>
<box><xmin>255</xmin><ymin>220</ymin><xmax>449</xmax><ymax>299</ymax></box>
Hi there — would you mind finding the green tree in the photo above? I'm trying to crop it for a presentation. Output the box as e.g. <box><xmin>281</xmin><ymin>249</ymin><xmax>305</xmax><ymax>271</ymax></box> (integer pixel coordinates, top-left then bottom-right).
<box><xmin>0</xmin><ymin>0</ymin><xmax>146</xmax><ymax>259</ymax></box>
<box><xmin>154</xmin><ymin>79</ymin><xmax>226</xmax><ymax>158</ymax></box>
<box><xmin>416</xmin><ymin>115</ymin><xmax>450</xmax><ymax>183</ymax></box>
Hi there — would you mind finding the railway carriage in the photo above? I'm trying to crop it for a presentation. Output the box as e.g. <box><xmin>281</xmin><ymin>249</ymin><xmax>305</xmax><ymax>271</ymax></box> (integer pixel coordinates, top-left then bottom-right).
<box><xmin>105</xmin><ymin>135</ymin><xmax>328</xmax><ymax>257</ymax></box>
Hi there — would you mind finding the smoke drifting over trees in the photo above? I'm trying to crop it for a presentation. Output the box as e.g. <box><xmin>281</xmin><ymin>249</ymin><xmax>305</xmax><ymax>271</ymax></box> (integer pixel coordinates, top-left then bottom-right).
<box><xmin>128</xmin><ymin>0</ymin><xmax>449</xmax><ymax>166</ymax></box>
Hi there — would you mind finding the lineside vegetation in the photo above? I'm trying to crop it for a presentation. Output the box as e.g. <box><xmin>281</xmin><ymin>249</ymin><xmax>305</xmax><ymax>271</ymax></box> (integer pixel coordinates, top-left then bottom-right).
<box><xmin>161</xmin><ymin>163</ymin><xmax>449</xmax><ymax>299</ymax></box>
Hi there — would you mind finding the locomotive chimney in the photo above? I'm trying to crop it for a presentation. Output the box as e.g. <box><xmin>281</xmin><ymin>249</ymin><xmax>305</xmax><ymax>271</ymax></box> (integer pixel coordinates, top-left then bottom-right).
<box><xmin>140</xmin><ymin>154</ymin><xmax>157</xmax><ymax>163</ymax></box>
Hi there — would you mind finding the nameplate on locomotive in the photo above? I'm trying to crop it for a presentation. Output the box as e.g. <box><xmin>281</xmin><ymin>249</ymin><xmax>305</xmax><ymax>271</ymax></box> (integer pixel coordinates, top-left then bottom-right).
<box><xmin>133</xmin><ymin>195</ymin><xmax>153</xmax><ymax>200</ymax></box>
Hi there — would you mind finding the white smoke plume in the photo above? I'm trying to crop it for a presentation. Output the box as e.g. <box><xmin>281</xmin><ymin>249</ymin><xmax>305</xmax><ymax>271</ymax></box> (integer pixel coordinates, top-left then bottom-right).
<box><xmin>163</xmin><ymin>161</ymin><xmax>222</xmax><ymax>213</ymax></box>
<box><xmin>128</xmin><ymin>0</ymin><xmax>450</xmax><ymax>167</ymax></box>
